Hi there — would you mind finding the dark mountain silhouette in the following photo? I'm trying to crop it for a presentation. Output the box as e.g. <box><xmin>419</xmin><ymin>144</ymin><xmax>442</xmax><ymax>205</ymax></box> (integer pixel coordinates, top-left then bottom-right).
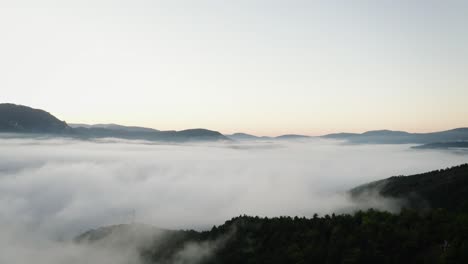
<box><xmin>323</xmin><ymin>128</ymin><xmax>468</xmax><ymax>144</ymax></box>
<box><xmin>0</xmin><ymin>103</ymin><xmax>228</xmax><ymax>142</ymax></box>
<box><xmin>0</xmin><ymin>103</ymin><xmax>70</xmax><ymax>133</ymax></box>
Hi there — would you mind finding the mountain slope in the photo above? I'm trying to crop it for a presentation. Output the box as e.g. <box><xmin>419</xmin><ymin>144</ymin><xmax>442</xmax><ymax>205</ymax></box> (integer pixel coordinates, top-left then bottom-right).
<box><xmin>351</xmin><ymin>164</ymin><xmax>468</xmax><ymax>211</ymax></box>
<box><xmin>0</xmin><ymin>103</ymin><xmax>70</xmax><ymax>133</ymax></box>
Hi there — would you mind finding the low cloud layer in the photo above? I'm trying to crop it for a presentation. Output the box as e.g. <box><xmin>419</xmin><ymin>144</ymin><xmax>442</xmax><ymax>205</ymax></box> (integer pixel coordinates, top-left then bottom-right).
<box><xmin>0</xmin><ymin>137</ymin><xmax>467</xmax><ymax>263</ymax></box>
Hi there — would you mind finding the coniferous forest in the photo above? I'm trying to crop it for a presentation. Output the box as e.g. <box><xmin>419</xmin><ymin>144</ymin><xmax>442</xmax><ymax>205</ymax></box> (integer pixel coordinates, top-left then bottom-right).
<box><xmin>77</xmin><ymin>164</ymin><xmax>468</xmax><ymax>264</ymax></box>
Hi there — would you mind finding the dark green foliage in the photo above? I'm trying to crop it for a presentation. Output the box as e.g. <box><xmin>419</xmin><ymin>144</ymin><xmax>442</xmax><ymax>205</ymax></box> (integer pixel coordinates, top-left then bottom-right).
<box><xmin>136</xmin><ymin>209</ymin><xmax>468</xmax><ymax>264</ymax></box>
<box><xmin>351</xmin><ymin>164</ymin><xmax>468</xmax><ymax>212</ymax></box>
<box><xmin>76</xmin><ymin>165</ymin><xmax>468</xmax><ymax>263</ymax></box>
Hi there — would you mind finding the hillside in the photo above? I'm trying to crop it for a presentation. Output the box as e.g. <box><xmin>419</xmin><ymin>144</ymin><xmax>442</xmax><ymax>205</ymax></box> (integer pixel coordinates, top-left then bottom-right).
<box><xmin>351</xmin><ymin>164</ymin><xmax>468</xmax><ymax>211</ymax></box>
<box><xmin>77</xmin><ymin>210</ymin><xmax>468</xmax><ymax>264</ymax></box>
<box><xmin>72</xmin><ymin>126</ymin><xmax>228</xmax><ymax>142</ymax></box>
<box><xmin>0</xmin><ymin>103</ymin><xmax>70</xmax><ymax>133</ymax></box>
<box><xmin>0</xmin><ymin>103</ymin><xmax>228</xmax><ymax>142</ymax></box>
<box><xmin>323</xmin><ymin>128</ymin><xmax>468</xmax><ymax>144</ymax></box>
<box><xmin>76</xmin><ymin>164</ymin><xmax>468</xmax><ymax>263</ymax></box>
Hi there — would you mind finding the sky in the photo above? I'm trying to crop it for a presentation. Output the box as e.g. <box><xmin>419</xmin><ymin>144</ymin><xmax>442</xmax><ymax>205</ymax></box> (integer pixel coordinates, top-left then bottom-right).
<box><xmin>1</xmin><ymin>0</ymin><xmax>467</xmax><ymax>136</ymax></box>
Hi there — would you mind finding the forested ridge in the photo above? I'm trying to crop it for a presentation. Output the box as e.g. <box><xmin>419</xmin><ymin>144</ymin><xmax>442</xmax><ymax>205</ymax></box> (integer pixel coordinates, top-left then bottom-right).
<box><xmin>115</xmin><ymin>209</ymin><xmax>466</xmax><ymax>264</ymax></box>
<box><xmin>182</xmin><ymin>209</ymin><xmax>467</xmax><ymax>264</ymax></box>
<box><xmin>78</xmin><ymin>164</ymin><xmax>468</xmax><ymax>264</ymax></box>
<box><xmin>351</xmin><ymin>164</ymin><xmax>468</xmax><ymax>212</ymax></box>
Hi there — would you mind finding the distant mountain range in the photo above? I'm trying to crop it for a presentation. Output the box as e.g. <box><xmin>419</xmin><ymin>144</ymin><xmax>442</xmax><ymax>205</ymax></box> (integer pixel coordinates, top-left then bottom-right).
<box><xmin>228</xmin><ymin>129</ymin><xmax>468</xmax><ymax>145</ymax></box>
<box><xmin>0</xmin><ymin>103</ymin><xmax>314</xmax><ymax>142</ymax></box>
<box><xmin>322</xmin><ymin>128</ymin><xmax>468</xmax><ymax>144</ymax></box>
<box><xmin>2</xmin><ymin>103</ymin><xmax>468</xmax><ymax>145</ymax></box>
<box><xmin>0</xmin><ymin>103</ymin><xmax>227</xmax><ymax>142</ymax></box>
<box><xmin>71</xmin><ymin>125</ymin><xmax>227</xmax><ymax>142</ymax></box>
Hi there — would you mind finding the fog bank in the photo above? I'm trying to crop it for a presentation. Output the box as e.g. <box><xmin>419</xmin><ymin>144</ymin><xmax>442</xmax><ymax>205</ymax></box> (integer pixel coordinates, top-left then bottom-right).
<box><xmin>0</xmin><ymin>137</ymin><xmax>466</xmax><ymax>262</ymax></box>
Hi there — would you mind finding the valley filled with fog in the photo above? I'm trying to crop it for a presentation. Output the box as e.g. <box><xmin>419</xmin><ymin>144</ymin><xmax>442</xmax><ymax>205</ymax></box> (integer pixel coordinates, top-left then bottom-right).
<box><xmin>0</xmin><ymin>137</ymin><xmax>467</xmax><ymax>263</ymax></box>
<box><xmin>1</xmin><ymin>137</ymin><xmax>467</xmax><ymax>235</ymax></box>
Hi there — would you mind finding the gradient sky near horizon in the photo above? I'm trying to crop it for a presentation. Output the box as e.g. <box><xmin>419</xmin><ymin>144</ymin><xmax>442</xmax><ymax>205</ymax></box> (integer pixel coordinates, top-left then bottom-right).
<box><xmin>1</xmin><ymin>1</ymin><xmax>467</xmax><ymax>136</ymax></box>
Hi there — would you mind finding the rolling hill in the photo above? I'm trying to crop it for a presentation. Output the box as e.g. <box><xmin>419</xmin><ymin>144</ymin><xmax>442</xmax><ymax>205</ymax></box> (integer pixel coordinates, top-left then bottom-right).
<box><xmin>323</xmin><ymin>128</ymin><xmax>468</xmax><ymax>144</ymax></box>
<box><xmin>0</xmin><ymin>103</ymin><xmax>228</xmax><ymax>142</ymax></box>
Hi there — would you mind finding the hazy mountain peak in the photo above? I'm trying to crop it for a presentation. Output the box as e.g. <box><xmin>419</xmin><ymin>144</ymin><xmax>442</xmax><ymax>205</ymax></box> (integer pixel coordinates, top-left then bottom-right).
<box><xmin>0</xmin><ymin>103</ymin><xmax>70</xmax><ymax>133</ymax></box>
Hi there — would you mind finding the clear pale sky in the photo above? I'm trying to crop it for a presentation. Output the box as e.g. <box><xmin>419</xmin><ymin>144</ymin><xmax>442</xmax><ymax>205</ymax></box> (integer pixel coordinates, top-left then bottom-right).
<box><xmin>1</xmin><ymin>1</ymin><xmax>467</xmax><ymax>136</ymax></box>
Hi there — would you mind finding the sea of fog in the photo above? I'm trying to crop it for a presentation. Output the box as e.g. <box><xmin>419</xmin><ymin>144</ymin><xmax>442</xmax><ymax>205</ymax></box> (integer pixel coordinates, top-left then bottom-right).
<box><xmin>0</xmin><ymin>137</ymin><xmax>467</xmax><ymax>263</ymax></box>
